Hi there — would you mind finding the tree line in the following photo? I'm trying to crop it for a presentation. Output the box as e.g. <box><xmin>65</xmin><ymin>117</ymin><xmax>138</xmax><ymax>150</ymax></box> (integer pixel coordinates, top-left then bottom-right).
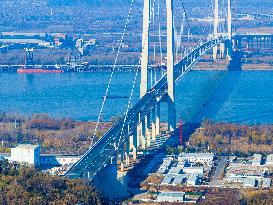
<box><xmin>189</xmin><ymin>120</ymin><xmax>273</xmax><ymax>155</ymax></box>
<box><xmin>0</xmin><ymin>160</ymin><xmax>102</xmax><ymax>205</ymax></box>
<box><xmin>0</xmin><ymin>112</ymin><xmax>113</xmax><ymax>155</ymax></box>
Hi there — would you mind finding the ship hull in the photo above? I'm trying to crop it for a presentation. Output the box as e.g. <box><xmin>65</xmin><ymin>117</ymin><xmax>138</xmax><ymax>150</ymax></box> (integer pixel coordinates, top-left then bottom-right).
<box><xmin>17</xmin><ymin>68</ymin><xmax>64</xmax><ymax>74</ymax></box>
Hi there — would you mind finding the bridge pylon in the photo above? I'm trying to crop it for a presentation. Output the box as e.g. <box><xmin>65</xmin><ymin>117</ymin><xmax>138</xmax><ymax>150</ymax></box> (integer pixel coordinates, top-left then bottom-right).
<box><xmin>166</xmin><ymin>0</ymin><xmax>176</xmax><ymax>132</ymax></box>
<box><xmin>226</xmin><ymin>0</ymin><xmax>232</xmax><ymax>60</ymax></box>
<box><xmin>138</xmin><ymin>0</ymin><xmax>151</xmax><ymax>149</ymax></box>
<box><xmin>139</xmin><ymin>0</ymin><xmax>176</xmax><ymax>135</ymax></box>
<box><xmin>213</xmin><ymin>0</ymin><xmax>219</xmax><ymax>60</ymax></box>
<box><xmin>213</xmin><ymin>0</ymin><xmax>233</xmax><ymax>60</ymax></box>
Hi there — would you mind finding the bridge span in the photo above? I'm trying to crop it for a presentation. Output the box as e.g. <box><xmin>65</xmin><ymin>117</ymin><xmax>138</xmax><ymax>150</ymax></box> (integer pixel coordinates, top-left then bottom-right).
<box><xmin>64</xmin><ymin>36</ymin><xmax>229</xmax><ymax>180</ymax></box>
<box><xmin>63</xmin><ymin>0</ymin><xmax>272</xmax><ymax>199</ymax></box>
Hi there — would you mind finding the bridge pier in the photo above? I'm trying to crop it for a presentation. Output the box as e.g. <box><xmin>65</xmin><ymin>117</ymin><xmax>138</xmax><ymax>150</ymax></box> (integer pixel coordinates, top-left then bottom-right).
<box><xmin>137</xmin><ymin>113</ymin><xmax>142</xmax><ymax>147</ymax></box>
<box><xmin>257</xmin><ymin>38</ymin><xmax>260</xmax><ymax>50</ymax></box>
<box><xmin>93</xmin><ymin>157</ymin><xmax>129</xmax><ymax>199</ymax></box>
<box><xmin>220</xmin><ymin>43</ymin><xmax>225</xmax><ymax>59</ymax></box>
<box><xmin>168</xmin><ymin>100</ymin><xmax>176</xmax><ymax>132</ymax></box>
<box><xmin>251</xmin><ymin>38</ymin><xmax>254</xmax><ymax>49</ymax></box>
<box><xmin>238</xmin><ymin>39</ymin><xmax>242</xmax><ymax>50</ymax></box>
<box><xmin>156</xmin><ymin>103</ymin><xmax>161</xmax><ymax>136</ymax></box>
<box><xmin>255</xmin><ymin>38</ymin><xmax>258</xmax><ymax>50</ymax></box>
<box><xmin>151</xmin><ymin>107</ymin><xmax>156</xmax><ymax>141</ymax></box>
<box><xmin>225</xmin><ymin>40</ymin><xmax>232</xmax><ymax>60</ymax></box>
<box><xmin>244</xmin><ymin>39</ymin><xmax>248</xmax><ymax>49</ymax></box>
<box><xmin>146</xmin><ymin>113</ymin><xmax>151</xmax><ymax>147</ymax></box>
<box><xmin>131</xmin><ymin>128</ymin><xmax>138</xmax><ymax>160</ymax></box>
<box><xmin>125</xmin><ymin>129</ymin><xmax>130</xmax><ymax>166</ymax></box>
<box><xmin>213</xmin><ymin>45</ymin><xmax>218</xmax><ymax>60</ymax></box>
<box><xmin>120</xmin><ymin>145</ymin><xmax>125</xmax><ymax>172</ymax></box>
<box><xmin>141</xmin><ymin>118</ymin><xmax>146</xmax><ymax>149</ymax></box>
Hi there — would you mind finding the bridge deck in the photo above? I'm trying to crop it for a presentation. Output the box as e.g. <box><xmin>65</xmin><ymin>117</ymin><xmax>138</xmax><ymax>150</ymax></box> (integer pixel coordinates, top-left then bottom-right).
<box><xmin>64</xmin><ymin>36</ymin><xmax>228</xmax><ymax>179</ymax></box>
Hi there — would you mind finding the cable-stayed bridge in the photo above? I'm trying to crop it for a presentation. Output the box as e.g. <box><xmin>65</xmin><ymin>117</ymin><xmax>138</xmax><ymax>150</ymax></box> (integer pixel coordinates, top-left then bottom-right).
<box><xmin>65</xmin><ymin>36</ymin><xmax>228</xmax><ymax>179</ymax></box>
<box><xmin>63</xmin><ymin>0</ymin><xmax>273</xmax><ymax>198</ymax></box>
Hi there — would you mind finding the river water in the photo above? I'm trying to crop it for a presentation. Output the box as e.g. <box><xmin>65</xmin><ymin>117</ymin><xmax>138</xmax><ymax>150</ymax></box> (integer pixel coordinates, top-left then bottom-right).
<box><xmin>1</xmin><ymin>70</ymin><xmax>273</xmax><ymax>124</ymax></box>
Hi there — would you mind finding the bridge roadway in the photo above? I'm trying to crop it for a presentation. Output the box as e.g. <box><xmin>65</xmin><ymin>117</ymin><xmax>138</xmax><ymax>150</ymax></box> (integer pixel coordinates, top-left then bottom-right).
<box><xmin>234</xmin><ymin>33</ymin><xmax>273</xmax><ymax>38</ymax></box>
<box><xmin>64</xmin><ymin>36</ymin><xmax>228</xmax><ymax>180</ymax></box>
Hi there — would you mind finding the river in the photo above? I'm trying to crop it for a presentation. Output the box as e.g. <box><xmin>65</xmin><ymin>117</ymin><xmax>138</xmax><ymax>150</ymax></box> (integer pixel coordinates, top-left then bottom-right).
<box><xmin>1</xmin><ymin>70</ymin><xmax>273</xmax><ymax>124</ymax></box>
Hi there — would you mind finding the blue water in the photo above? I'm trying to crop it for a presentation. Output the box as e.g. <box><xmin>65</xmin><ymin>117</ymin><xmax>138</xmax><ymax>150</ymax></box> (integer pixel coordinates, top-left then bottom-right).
<box><xmin>1</xmin><ymin>71</ymin><xmax>273</xmax><ymax>124</ymax></box>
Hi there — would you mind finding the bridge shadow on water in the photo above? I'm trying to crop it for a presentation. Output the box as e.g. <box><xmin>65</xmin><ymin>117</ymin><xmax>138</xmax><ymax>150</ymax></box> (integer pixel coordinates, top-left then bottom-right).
<box><xmin>161</xmin><ymin>50</ymin><xmax>245</xmax><ymax>147</ymax></box>
<box><xmin>186</xmin><ymin>50</ymin><xmax>243</xmax><ymax>128</ymax></box>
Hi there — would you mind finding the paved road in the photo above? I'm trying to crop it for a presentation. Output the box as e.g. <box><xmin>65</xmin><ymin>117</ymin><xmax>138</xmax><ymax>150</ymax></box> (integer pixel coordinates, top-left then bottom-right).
<box><xmin>209</xmin><ymin>156</ymin><xmax>229</xmax><ymax>187</ymax></box>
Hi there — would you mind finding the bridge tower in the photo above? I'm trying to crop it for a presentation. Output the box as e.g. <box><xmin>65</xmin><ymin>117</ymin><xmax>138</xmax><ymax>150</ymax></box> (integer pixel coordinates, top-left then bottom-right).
<box><xmin>226</xmin><ymin>0</ymin><xmax>232</xmax><ymax>59</ymax></box>
<box><xmin>213</xmin><ymin>0</ymin><xmax>219</xmax><ymax>60</ymax></box>
<box><xmin>166</xmin><ymin>0</ymin><xmax>176</xmax><ymax>132</ymax></box>
<box><xmin>138</xmin><ymin>0</ymin><xmax>151</xmax><ymax>149</ymax></box>
<box><xmin>139</xmin><ymin>0</ymin><xmax>176</xmax><ymax>136</ymax></box>
<box><xmin>140</xmin><ymin>0</ymin><xmax>150</xmax><ymax>98</ymax></box>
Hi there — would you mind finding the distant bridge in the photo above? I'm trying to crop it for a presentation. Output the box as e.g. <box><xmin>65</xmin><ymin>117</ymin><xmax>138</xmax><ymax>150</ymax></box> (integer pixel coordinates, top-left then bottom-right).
<box><xmin>233</xmin><ymin>33</ymin><xmax>273</xmax><ymax>50</ymax></box>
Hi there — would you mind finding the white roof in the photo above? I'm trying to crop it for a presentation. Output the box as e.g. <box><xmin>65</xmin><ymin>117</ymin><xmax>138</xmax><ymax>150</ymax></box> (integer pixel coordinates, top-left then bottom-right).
<box><xmin>188</xmin><ymin>174</ymin><xmax>199</xmax><ymax>180</ymax></box>
<box><xmin>262</xmin><ymin>178</ymin><xmax>271</xmax><ymax>187</ymax></box>
<box><xmin>179</xmin><ymin>153</ymin><xmax>214</xmax><ymax>158</ymax></box>
<box><xmin>172</xmin><ymin>175</ymin><xmax>186</xmax><ymax>185</ymax></box>
<box><xmin>243</xmin><ymin>178</ymin><xmax>256</xmax><ymax>187</ymax></box>
<box><xmin>183</xmin><ymin>167</ymin><xmax>204</xmax><ymax>173</ymax></box>
<box><xmin>162</xmin><ymin>174</ymin><xmax>175</xmax><ymax>184</ymax></box>
<box><xmin>266</xmin><ymin>154</ymin><xmax>273</xmax><ymax>164</ymax></box>
<box><xmin>168</xmin><ymin>167</ymin><xmax>182</xmax><ymax>174</ymax></box>
<box><xmin>253</xmin><ymin>154</ymin><xmax>262</xmax><ymax>160</ymax></box>
<box><xmin>14</xmin><ymin>144</ymin><xmax>40</xmax><ymax>150</ymax></box>
<box><xmin>158</xmin><ymin>191</ymin><xmax>185</xmax><ymax>197</ymax></box>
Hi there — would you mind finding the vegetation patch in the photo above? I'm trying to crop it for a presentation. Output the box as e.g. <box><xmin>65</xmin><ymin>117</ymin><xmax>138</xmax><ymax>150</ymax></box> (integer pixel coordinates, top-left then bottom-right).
<box><xmin>189</xmin><ymin>120</ymin><xmax>273</xmax><ymax>155</ymax></box>
<box><xmin>0</xmin><ymin>160</ymin><xmax>102</xmax><ymax>204</ymax></box>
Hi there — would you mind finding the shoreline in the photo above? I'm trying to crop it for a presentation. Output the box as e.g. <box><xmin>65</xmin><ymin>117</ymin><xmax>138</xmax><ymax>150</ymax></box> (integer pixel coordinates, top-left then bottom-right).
<box><xmin>2</xmin><ymin>66</ymin><xmax>273</xmax><ymax>72</ymax></box>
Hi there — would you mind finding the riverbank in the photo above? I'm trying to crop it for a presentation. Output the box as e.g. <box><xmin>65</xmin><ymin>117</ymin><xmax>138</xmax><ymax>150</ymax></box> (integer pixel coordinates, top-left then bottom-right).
<box><xmin>0</xmin><ymin>113</ymin><xmax>113</xmax><ymax>155</ymax></box>
<box><xmin>193</xmin><ymin>54</ymin><xmax>273</xmax><ymax>71</ymax></box>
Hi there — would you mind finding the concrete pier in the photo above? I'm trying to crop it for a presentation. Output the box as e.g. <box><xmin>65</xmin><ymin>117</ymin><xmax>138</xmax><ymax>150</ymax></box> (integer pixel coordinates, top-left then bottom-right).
<box><xmin>94</xmin><ymin>159</ymin><xmax>129</xmax><ymax>199</ymax></box>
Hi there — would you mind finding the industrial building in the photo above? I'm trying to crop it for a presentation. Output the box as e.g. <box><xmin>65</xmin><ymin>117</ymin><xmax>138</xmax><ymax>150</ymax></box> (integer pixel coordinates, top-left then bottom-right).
<box><xmin>252</xmin><ymin>154</ymin><xmax>262</xmax><ymax>166</ymax></box>
<box><xmin>8</xmin><ymin>144</ymin><xmax>80</xmax><ymax>172</ymax></box>
<box><xmin>223</xmin><ymin>154</ymin><xmax>272</xmax><ymax>188</ymax></box>
<box><xmin>266</xmin><ymin>154</ymin><xmax>273</xmax><ymax>165</ymax></box>
<box><xmin>10</xmin><ymin>144</ymin><xmax>41</xmax><ymax>167</ymax></box>
<box><xmin>156</xmin><ymin>153</ymin><xmax>210</xmax><ymax>187</ymax></box>
<box><xmin>155</xmin><ymin>192</ymin><xmax>185</xmax><ymax>203</ymax></box>
<box><xmin>178</xmin><ymin>153</ymin><xmax>215</xmax><ymax>166</ymax></box>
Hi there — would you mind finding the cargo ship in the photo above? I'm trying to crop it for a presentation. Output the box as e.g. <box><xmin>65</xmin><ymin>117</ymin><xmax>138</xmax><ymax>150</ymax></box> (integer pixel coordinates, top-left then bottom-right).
<box><xmin>17</xmin><ymin>68</ymin><xmax>64</xmax><ymax>74</ymax></box>
<box><xmin>17</xmin><ymin>48</ymin><xmax>64</xmax><ymax>74</ymax></box>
